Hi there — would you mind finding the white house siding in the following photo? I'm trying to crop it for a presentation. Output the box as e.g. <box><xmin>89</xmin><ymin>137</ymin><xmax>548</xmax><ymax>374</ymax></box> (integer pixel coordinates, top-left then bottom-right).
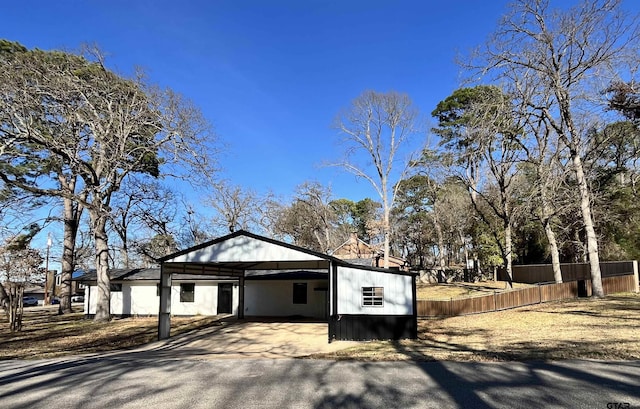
<box><xmin>336</xmin><ymin>266</ymin><xmax>413</xmax><ymax>315</ymax></box>
<box><xmin>165</xmin><ymin>235</ymin><xmax>325</xmax><ymax>264</ymax></box>
<box><xmin>84</xmin><ymin>280</ymin><xmax>239</xmax><ymax>316</ymax></box>
<box><xmin>244</xmin><ymin>279</ymin><xmax>328</xmax><ymax>319</ymax></box>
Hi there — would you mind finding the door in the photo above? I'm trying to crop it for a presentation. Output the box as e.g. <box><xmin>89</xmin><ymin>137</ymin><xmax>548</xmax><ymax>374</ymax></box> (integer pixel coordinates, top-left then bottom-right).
<box><xmin>217</xmin><ymin>283</ymin><xmax>233</xmax><ymax>314</ymax></box>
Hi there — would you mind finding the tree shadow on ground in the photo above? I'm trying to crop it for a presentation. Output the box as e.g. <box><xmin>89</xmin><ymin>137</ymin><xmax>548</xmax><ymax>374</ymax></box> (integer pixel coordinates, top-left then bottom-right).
<box><xmin>388</xmin><ymin>336</ymin><xmax>640</xmax><ymax>408</ymax></box>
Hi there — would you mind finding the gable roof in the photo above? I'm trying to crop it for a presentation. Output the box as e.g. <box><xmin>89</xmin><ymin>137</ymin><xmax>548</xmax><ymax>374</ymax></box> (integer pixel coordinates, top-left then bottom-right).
<box><xmin>332</xmin><ymin>235</ymin><xmax>377</xmax><ymax>256</ymax></box>
<box><xmin>160</xmin><ymin>230</ymin><xmax>416</xmax><ymax>277</ymax></box>
<box><xmin>160</xmin><ymin>230</ymin><xmax>344</xmax><ymax>268</ymax></box>
<box><xmin>74</xmin><ymin>268</ymin><xmax>237</xmax><ymax>282</ymax></box>
<box><xmin>71</xmin><ymin>231</ymin><xmax>416</xmax><ymax>285</ymax></box>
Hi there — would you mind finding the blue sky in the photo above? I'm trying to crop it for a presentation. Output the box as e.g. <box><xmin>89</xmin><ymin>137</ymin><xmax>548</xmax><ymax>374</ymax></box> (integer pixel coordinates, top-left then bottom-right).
<box><xmin>4</xmin><ymin>0</ymin><xmax>521</xmax><ymax>203</ymax></box>
<box><xmin>6</xmin><ymin>0</ymin><xmax>640</xmax><ymax>269</ymax></box>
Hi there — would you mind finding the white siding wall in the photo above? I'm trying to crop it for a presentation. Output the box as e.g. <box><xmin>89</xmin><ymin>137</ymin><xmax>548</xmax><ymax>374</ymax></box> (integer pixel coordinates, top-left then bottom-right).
<box><xmin>244</xmin><ymin>280</ymin><xmax>327</xmax><ymax>319</ymax></box>
<box><xmin>128</xmin><ymin>284</ymin><xmax>158</xmax><ymax>315</ymax></box>
<box><xmin>84</xmin><ymin>280</ymin><xmax>239</xmax><ymax>316</ymax></box>
<box><xmin>336</xmin><ymin>266</ymin><xmax>413</xmax><ymax>315</ymax></box>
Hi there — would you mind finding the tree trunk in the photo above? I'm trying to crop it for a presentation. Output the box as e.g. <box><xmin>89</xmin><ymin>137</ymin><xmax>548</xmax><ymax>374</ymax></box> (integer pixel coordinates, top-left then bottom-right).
<box><xmin>572</xmin><ymin>153</ymin><xmax>604</xmax><ymax>297</ymax></box>
<box><xmin>382</xmin><ymin>229</ymin><xmax>390</xmax><ymax>268</ymax></box>
<box><xmin>121</xmin><ymin>247</ymin><xmax>130</xmax><ymax>269</ymax></box>
<box><xmin>504</xmin><ymin>221</ymin><xmax>513</xmax><ymax>288</ymax></box>
<box><xmin>459</xmin><ymin>231</ymin><xmax>469</xmax><ymax>270</ymax></box>
<box><xmin>0</xmin><ymin>284</ymin><xmax>9</xmax><ymax>312</ymax></box>
<box><xmin>540</xmin><ymin>194</ymin><xmax>562</xmax><ymax>283</ymax></box>
<box><xmin>543</xmin><ymin>219</ymin><xmax>563</xmax><ymax>284</ymax></box>
<box><xmin>60</xmin><ymin>195</ymin><xmax>81</xmax><ymax>313</ymax></box>
<box><xmin>120</xmin><ymin>226</ymin><xmax>130</xmax><ymax>269</ymax></box>
<box><xmin>91</xmin><ymin>209</ymin><xmax>111</xmax><ymax>321</ymax></box>
<box><xmin>432</xmin><ymin>213</ymin><xmax>446</xmax><ymax>270</ymax></box>
<box><xmin>382</xmin><ymin>198</ymin><xmax>390</xmax><ymax>269</ymax></box>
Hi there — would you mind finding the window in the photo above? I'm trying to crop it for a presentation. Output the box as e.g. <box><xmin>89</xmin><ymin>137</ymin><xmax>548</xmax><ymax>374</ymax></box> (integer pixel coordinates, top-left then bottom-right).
<box><xmin>180</xmin><ymin>283</ymin><xmax>195</xmax><ymax>302</ymax></box>
<box><xmin>362</xmin><ymin>287</ymin><xmax>384</xmax><ymax>307</ymax></box>
<box><xmin>292</xmin><ymin>283</ymin><xmax>307</xmax><ymax>304</ymax></box>
<box><xmin>110</xmin><ymin>283</ymin><xmax>122</xmax><ymax>292</ymax></box>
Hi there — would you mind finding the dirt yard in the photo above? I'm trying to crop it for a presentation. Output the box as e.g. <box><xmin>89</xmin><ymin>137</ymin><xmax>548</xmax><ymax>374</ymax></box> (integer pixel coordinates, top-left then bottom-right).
<box><xmin>0</xmin><ymin>306</ymin><xmax>222</xmax><ymax>360</ymax></box>
<box><xmin>314</xmin><ymin>293</ymin><xmax>640</xmax><ymax>362</ymax></box>
<box><xmin>3</xmin><ymin>293</ymin><xmax>639</xmax><ymax>362</ymax></box>
<box><xmin>417</xmin><ymin>281</ymin><xmax>532</xmax><ymax>299</ymax></box>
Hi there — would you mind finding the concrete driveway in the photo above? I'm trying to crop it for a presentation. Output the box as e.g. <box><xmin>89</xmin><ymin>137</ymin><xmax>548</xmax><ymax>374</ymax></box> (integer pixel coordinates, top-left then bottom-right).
<box><xmin>112</xmin><ymin>318</ymin><xmax>359</xmax><ymax>360</ymax></box>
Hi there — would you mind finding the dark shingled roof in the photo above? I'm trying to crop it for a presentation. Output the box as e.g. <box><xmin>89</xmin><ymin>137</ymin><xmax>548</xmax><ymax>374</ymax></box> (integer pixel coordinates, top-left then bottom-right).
<box><xmin>74</xmin><ymin>268</ymin><xmax>330</xmax><ymax>282</ymax></box>
<box><xmin>74</xmin><ymin>268</ymin><xmax>237</xmax><ymax>282</ymax></box>
<box><xmin>245</xmin><ymin>270</ymin><xmax>328</xmax><ymax>280</ymax></box>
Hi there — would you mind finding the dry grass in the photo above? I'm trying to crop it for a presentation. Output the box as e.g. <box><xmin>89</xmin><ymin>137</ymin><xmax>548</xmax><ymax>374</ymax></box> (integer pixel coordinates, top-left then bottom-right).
<box><xmin>315</xmin><ymin>293</ymin><xmax>640</xmax><ymax>362</ymax></box>
<box><xmin>4</xmin><ymin>293</ymin><xmax>640</xmax><ymax>362</ymax></box>
<box><xmin>417</xmin><ymin>281</ymin><xmax>532</xmax><ymax>299</ymax></box>
<box><xmin>0</xmin><ymin>306</ymin><xmax>222</xmax><ymax>360</ymax></box>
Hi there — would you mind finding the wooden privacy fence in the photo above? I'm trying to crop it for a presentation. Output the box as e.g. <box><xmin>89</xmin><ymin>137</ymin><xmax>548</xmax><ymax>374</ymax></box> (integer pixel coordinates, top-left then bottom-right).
<box><xmin>417</xmin><ymin>274</ymin><xmax>638</xmax><ymax>317</ymax></box>
<box><xmin>506</xmin><ymin>260</ymin><xmax>638</xmax><ymax>283</ymax></box>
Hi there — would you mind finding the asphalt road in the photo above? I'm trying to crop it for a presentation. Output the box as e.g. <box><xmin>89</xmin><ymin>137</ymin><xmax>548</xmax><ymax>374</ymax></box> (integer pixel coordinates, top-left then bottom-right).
<box><xmin>0</xmin><ymin>356</ymin><xmax>638</xmax><ymax>409</ymax></box>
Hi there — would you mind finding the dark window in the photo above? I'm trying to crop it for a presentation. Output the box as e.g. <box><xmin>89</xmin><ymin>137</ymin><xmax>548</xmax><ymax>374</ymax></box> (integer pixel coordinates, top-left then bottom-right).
<box><xmin>110</xmin><ymin>283</ymin><xmax>122</xmax><ymax>292</ymax></box>
<box><xmin>362</xmin><ymin>287</ymin><xmax>384</xmax><ymax>307</ymax></box>
<box><xmin>293</xmin><ymin>283</ymin><xmax>307</xmax><ymax>304</ymax></box>
<box><xmin>180</xmin><ymin>283</ymin><xmax>195</xmax><ymax>302</ymax></box>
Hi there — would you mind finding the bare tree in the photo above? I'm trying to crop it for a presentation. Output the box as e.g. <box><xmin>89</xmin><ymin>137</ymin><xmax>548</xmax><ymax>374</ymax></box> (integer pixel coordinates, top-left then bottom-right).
<box><xmin>178</xmin><ymin>201</ymin><xmax>215</xmax><ymax>249</ymax></box>
<box><xmin>334</xmin><ymin>90</ymin><xmax>421</xmax><ymax>268</ymax></box>
<box><xmin>272</xmin><ymin>182</ymin><xmax>339</xmax><ymax>252</ymax></box>
<box><xmin>518</xmin><ymin>114</ymin><xmax>569</xmax><ymax>283</ymax></box>
<box><xmin>207</xmin><ymin>181</ymin><xmax>261</xmax><ymax>234</ymax></box>
<box><xmin>0</xmin><ymin>41</ymin><xmax>89</xmax><ymax>313</ymax></box>
<box><xmin>109</xmin><ymin>176</ymin><xmax>177</xmax><ymax>268</ymax></box>
<box><xmin>0</xmin><ymin>44</ymin><xmax>218</xmax><ymax>320</ymax></box>
<box><xmin>0</xmin><ymin>230</ymin><xmax>44</xmax><ymax>331</ymax></box>
<box><xmin>468</xmin><ymin>0</ymin><xmax>640</xmax><ymax>296</ymax></box>
<box><xmin>256</xmin><ymin>192</ymin><xmax>286</xmax><ymax>238</ymax></box>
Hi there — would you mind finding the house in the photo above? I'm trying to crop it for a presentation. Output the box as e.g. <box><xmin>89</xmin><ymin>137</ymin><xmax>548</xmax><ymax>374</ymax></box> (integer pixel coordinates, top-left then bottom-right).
<box><xmin>77</xmin><ymin>268</ymin><xmax>329</xmax><ymax>319</ymax></box>
<box><xmin>78</xmin><ymin>230</ymin><xmax>418</xmax><ymax>342</ymax></box>
<box><xmin>22</xmin><ymin>285</ymin><xmax>45</xmax><ymax>304</ymax></box>
<box><xmin>76</xmin><ymin>268</ymin><xmax>241</xmax><ymax>316</ymax></box>
<box><xmin>331</xmin><ymin>232</ymin><xmax>407</xmax><ymax>270</ymax></box>
<box><xmin>54</xmin><ymin>271</ymin><xmax>85</xmax><ymax>298</ymax></box>
<box><xmin>1</xmin><ymin>284</ymin><xmax>46</xmax><ymax>305</ymax></box>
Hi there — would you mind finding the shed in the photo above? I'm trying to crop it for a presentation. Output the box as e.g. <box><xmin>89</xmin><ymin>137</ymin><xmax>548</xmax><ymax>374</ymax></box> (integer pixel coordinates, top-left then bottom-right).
<box><xmin>158</xmin><ymin>230</ymin><xmax>417</xmax><ymax>342</ymax></box>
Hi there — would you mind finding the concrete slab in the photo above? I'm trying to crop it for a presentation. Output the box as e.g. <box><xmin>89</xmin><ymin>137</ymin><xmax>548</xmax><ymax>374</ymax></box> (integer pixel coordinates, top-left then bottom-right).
<box><xmin>108</xmin><ymin>318</ymin><xmax>359</xmax><ymax>360</ymax></box>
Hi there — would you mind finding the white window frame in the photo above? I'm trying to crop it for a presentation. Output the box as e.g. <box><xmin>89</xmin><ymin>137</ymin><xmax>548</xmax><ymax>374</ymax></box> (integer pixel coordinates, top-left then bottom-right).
<box><xmin>362</xmin><ymin>286</ymin><xmax>384</xmax><ymax>307</ymax></box>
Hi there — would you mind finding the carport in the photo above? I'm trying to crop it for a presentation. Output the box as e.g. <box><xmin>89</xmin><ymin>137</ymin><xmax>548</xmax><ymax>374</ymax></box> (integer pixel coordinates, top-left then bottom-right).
<box><xmin>158</xmin><ymin>230</ymin><xmax>417</xmax><ymax>342</ymax></box>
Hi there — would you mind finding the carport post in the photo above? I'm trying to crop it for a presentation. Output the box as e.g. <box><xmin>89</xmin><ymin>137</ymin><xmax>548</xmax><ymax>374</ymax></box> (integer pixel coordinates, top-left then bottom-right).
<box><xmin>238</xmin><ymin>273</ymin><xmax>245</xmax><ymax>319</ymax></box>
<box><xmin>158</xmin><ymin>267</ymin><xmax>172</xmax><ymax>340</ymax></box>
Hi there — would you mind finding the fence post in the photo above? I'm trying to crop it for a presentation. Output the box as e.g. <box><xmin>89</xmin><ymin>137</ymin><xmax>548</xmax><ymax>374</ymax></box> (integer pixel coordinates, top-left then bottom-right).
<box><xmin>633</xmin><ymin>260</ymin><xmax>639</xmax><ymax>294</ymax></box>
<box><xmin>493</xmin><ymin>291</ymin><xmax>497</xmax><ymax>312</ymax></box>
<box><xmin>538</xmin><ymin>284</ymin><xmax>542</xmax><ymax>304</ymax></box>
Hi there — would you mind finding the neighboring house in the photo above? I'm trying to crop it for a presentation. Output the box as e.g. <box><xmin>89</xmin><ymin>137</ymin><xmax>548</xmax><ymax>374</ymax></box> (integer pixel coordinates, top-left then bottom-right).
<box><xmin>22</xmin><ymin>285</ymin><xmax>45</xmax><ymax>303</ymax></box>
<box><xmin>331</xmin><ymin>232</ymin><xmax>407</xmax><ymax>271</ymax></box>
<box><xmin>77</xmin><ymin>230</ymin><xmax>418</xmax><ymax>342</ymax></box>
<box><xmin>54</xmin><ymin>271</ymin><xmax>85</xmax><ymax>298</ymax></box>
<box><xmin>1</xmin><ymin>284</ymin><xmax>45</xmax><ymax>304</ymax></box>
